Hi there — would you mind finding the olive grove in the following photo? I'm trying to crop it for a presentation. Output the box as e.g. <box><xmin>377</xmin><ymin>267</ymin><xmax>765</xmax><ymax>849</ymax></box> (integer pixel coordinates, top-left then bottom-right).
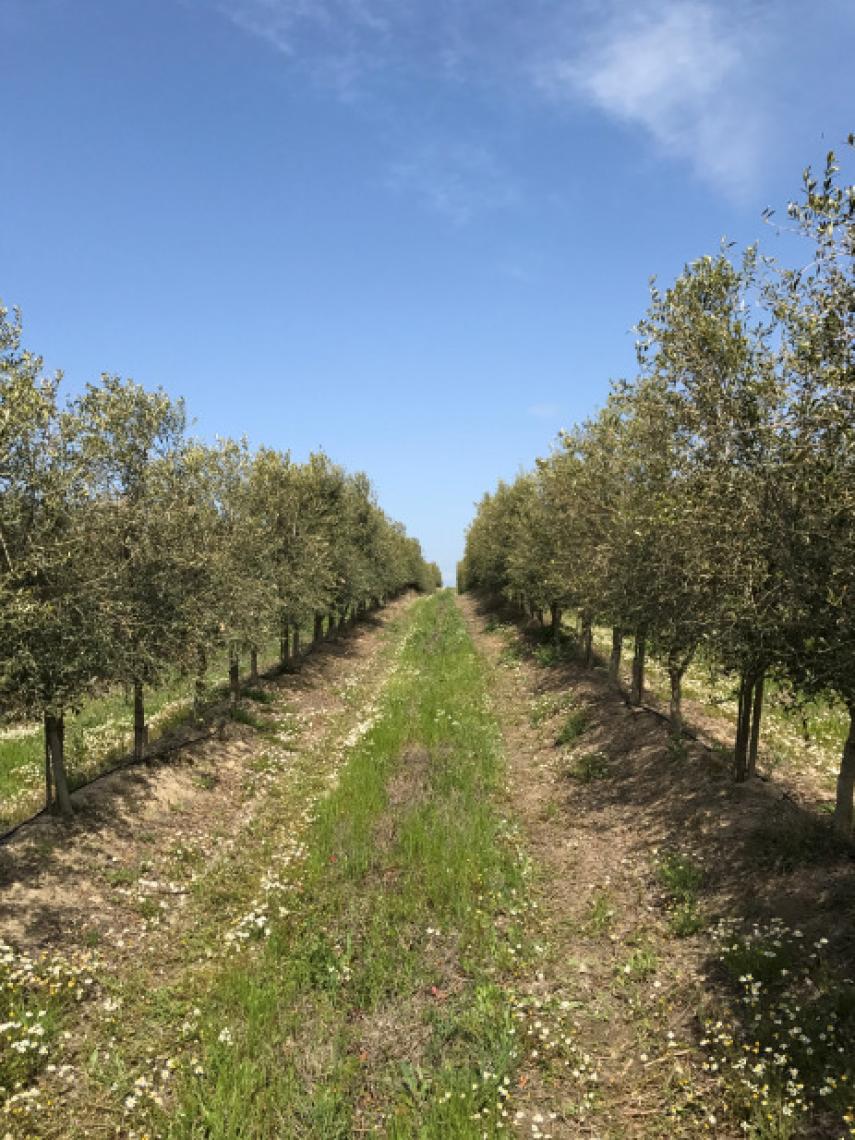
<box><xmin>459</xmin><ymin>144</ymin><xmax>855</xmax><ymax>831</ymax></box>
<box><xmin>0</xmin><ymin>314</ymin><xmax>440</xmax><ymax>816</ymax></box>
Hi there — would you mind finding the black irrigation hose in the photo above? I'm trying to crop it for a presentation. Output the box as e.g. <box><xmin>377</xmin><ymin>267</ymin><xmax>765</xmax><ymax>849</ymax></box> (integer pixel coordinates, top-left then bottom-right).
<box><xmin>0</xmin><ymin>725</ymin><xmax>219</xmax><ymax>848</ymax></box>
<box><xmin>0</xmin><ymin>612</ymin><xmax>381</xmax><ymax>849</ymax></box>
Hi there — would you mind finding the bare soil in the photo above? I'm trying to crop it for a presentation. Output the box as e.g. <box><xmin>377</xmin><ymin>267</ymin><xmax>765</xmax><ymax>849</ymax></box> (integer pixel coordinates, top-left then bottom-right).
<box><xmin>457</xmin><ymin>594</ymin><xmax>855</xmax><ymax>1139</ymax></box>
<box><xmin>0</xmin><ymin>602</ymin><xmax>412</xmax><ymax>961</ymax></box>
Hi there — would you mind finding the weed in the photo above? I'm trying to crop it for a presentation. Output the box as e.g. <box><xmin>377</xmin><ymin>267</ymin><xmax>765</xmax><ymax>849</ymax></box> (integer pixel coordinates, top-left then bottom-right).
<box><xmin>666</xmin><ymin>734</ymin><xmax>689</xmax><ymax>761</ymax></box>
<box><xmin>242</xmin><ymin>687</ymin><xmax>275</xmax><ymax>705</ymax></box>
<box><xmin>588</xmin><ymin>890</ymin><xmax>615</xmax><ymax>933</ymax></box>
<box><xmin>229</xmin><ymin>706</ymin><xmax>270</xmax><ymax>730</ymax></box>
<box><xmin>566</xmin><ymin>751</ymin><xmax>608</xmax><ymax>783</ymax></box>
<box><xmin>136</xmin><ymin>897</ymin><xmax>161</xmax><ymax>921</ymax></box>
<box><xmin>657</xmin><ymin>851</ymin><xmax>704</xmax><ymax>937</ymax></box>
<box><xmin>533</xmin><ymin>636</ymin><xmax>577</xmax><ymax>667</ymax></box>
<box><xmin>532</xmin><ymin>644</ymin><xmax>557</xmax><ymax>666</ymax></box>
<box><xmin>556</xmin><ymin>709</ymin><xmax>588</xmax><ymax>746</ymax></box>
<box><xmin>104</xmin><ymin>865</ymin><xmax>140</xmax><ymax>888</ymax></box>
<box><xmin>657</xmin><ymin>851</ymin><xmax>703</xmax><ymax>898</ymax></box>
<box><xmin>498</xmin><ymin>641</ymin><xmax>524</xmax><ymax>667</ymax></box>
<box><xmin>618</xmin><ymin>944</ymin><xmax>658</xmax><ymax>981</ymax></box>
<box><xmin>704</xmin><ymin>918</ymin><xmax>855</xmax><ymax>1137</ymax></box>
<box><xmin>669</xmin><ymin>901</ymin><xmax>703</xmax><ymax>937</ymax></box>
<box><xmin>529</xmin><ymin>692</ymin><xmax>573</xmax><ymax>727</ymax></box>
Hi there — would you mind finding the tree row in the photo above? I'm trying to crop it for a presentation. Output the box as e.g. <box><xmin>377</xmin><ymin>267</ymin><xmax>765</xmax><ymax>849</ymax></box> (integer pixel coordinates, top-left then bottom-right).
<box><xmin>1</xmin><ymin>313</ymin><xmax>440</xmax><ymax>816</ymax></box>
<box><xmin>459</xmin><ymin>144</ymin><xmax>854</xmax><ymax>832</ymax></box>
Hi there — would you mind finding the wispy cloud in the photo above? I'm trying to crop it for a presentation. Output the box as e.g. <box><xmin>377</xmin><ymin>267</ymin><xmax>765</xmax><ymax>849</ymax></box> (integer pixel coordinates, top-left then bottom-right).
<box><xmin>533</xmin><ymin>0</ymin><xmax>769</xmax><ymax>195</ymax></box>
<box><xmin>214</xmin><ymin>0</ymin><xmax>791</xmax><ymax>200</ymax></box>
<box><xmin>527</xmin><ymin>402</ymin><xmax>561</xmax><ymax>420</ymax></box>
<box><xmin>214</xmin><ymin>0</ymin><xmax>532</xmax><ymax>96</ymax></box>
<box><xmin>218</xmin><ymin>0</ymin><xmax>400</xmax><ymax>98</ymax></box>
<box><xmin>386</xmin><ymin>141</ymin><xmax>520</xmax><ymax>225</ymax></box>
<box><xmin>222</xmin><ymin>0</ymin><xmax>393</xmax><ymax>53</ymax></box>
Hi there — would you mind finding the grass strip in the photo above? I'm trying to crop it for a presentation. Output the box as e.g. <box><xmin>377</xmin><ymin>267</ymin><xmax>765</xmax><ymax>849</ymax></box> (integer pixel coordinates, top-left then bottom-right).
<box><xmin>164</xmin><ymin>591</ymin><xmax>528</xmax><ymax>1139</ymax></box>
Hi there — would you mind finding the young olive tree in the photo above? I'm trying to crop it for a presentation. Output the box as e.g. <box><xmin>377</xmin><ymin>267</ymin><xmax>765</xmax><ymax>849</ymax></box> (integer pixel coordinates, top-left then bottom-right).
<box><xmin>0</xmin><ymin>309</ymin><xmax>105</xmax><ymax>813</ymax></box>
<box><xmin>68</xmin><ymin>376</ymin><xmax>189</xmax><ymax>760</ymax></box>
<box><xmin>772</xmin><ymin>143</ymin><xmax>855</xmax><ymax>830</ymax></box>
<box><xmin>635</xmin><ymin>251</ymin><xmax>783</xmax><ymax>747</ymax></box>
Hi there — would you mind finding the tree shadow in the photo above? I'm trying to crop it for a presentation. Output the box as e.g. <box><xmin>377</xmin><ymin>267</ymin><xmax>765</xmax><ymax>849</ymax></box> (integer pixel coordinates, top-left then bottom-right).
<box><xmin>0</xmin><ymin>605</ymin><xmax>395</xmax><ymax>949</ymax></box>
<box><xmin>470</xmin><ymin>592</ymin><xmax>855</xmax><ymax>1137</ymax></box>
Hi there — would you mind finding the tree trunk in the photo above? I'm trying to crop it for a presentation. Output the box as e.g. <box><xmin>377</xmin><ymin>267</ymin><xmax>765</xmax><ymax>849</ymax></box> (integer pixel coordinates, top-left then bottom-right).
<box><xmin>747</xmin><ymin>671</ymin><xmax>765</xmax><ymax>777</ymax></box>
<box><xmin>609</xmin><ymin>627</ymin><xmax>623</xmax><ymax>688</ymax></box>
<box><xmin>279</xmin><ymin>622</ymin><xmax>290</xmax><ymax>668</ymax></box>
<box><xmin>133</xmin><ymin>680</ymin><xmax>147</xmax><ymax>761</ymax></box>
<box><xmin>250</xmin><ymin>647</ymin><xmax>259</xmax><ymax>683</ymax></box>
<box><xmin>313</xmin><ymin>613</ymin><xmax>324</xmax><ymax>643</ymax></box>
<box><xmin>44</xmin><ymin>712</ymin><xmax>72</xmax><ymax>817</ymax></box>
<box><xmin>194</xmin><ymin>645</ymin><xmax>207</xmax><ymax>721</ymax></box>
<box><xmin>668</xmin><ymin>664</ymin><xmax>683</xmax><ymax>736</ymax></box>
<box><xmin>550</xmin><ymin>603</ymin><xmax>562</xmax><ymax>645</ymax></box>
<box><xmin>292</xmin><ymin>623</ymin><xmax>302</xmax><ymax>659</ymax></box>
<box><xmin>733</xmin><ymin>672</ymin><xmax>754</xmax><ymax>782</ymax></box>
<box><xmin>229</xmin><ymin>646</ymin><xmax>240</xmax><ymax>707</ymax></box>
<box><xmin>581</xmin><ymin>613</ymin><xmax>593</xmax><ymax>668</ymax></box>
<box><xmin>630</xmin><ymin>630</ymin><xmax>646</xmax><ymax>707</ymax></box>
<box><xmin>536</xmin><ymin>608</ymin><xmax>544</xmax><ymax>628</ymax></box>
<box><xmin>833</xmin><ymin>706</ymin><xmax>855</xmax><ymax>836</ymax></box>
<box><xmin>44</xmin><ymin>729</ymin><xmax>53</xmax><ymax>812</ymax></box>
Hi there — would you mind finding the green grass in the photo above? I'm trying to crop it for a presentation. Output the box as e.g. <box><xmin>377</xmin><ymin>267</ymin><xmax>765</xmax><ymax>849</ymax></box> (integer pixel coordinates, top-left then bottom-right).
<box><xmin>555</xmin><ymin>708</ymin><xmax>589</xmax><ymax>746</ymax></box>
<box><xmin>133</xmin><ymin>592</ymin><xmax>531</xmax><ymax>1138</ymax></box>
<box><xmin>587</xmin><ymin>623</ymin><xmax>849</xmax><ymax>796</ymax></box>
<box><xmin>565</xmin><ymin>751</ymin><xmax>609</xmax><ymax>783</ymax></box>
<box><xmin>0</xmin><ymin>940</ymin><xmax>98</xmax><ymax>1109</ymax></box>
<box><xmin>528</xmin><ymin>691</ymin><xmax>574</xmax><ymax>727</ymax></box>
<box><xmin>656</xmin><ymin>851</ymin><xmax>704</xmax><ymax>937</ymax></box>
<box><xmin>587</xmin><ymin>889</ymin><xmax>616</xmax><ymax>934</ymax></box>
<box><xmin>228</xmin><ymin>706</ymin><xmax>273</xmax><ymax>731</ymax></box>
<box><xmin>241</xmin><ymin>687</ymin><xmax>276</xmax><ymax>705</ymax></box>
<box><xmin>0</xmin><ymin>628</ymin><xmax>315</xmax><ymax>830</ymax></box>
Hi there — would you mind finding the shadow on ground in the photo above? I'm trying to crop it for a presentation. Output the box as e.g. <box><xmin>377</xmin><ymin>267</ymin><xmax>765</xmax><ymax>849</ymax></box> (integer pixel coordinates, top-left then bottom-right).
<box><xmin>470</xmin><ymin>592</ymin><xmax>855</xmax><ymax>1138</ymax></box>
<box><xmin>0</xmin><ymin>611</ymin><xmax>387</xmax><ymax>949</ymax></box>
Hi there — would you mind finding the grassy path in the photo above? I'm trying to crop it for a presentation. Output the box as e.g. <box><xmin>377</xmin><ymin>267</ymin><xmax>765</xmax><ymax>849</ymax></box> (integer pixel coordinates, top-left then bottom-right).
<box><xmin>2</xmin><ymin>599</ymin><xmax>414</xmax><ymax>1135</ymax></box>
<box><xmin>8</xmin><ymin>592</ymin><xmax>852</xmax><ymax>1138</ymax></box>
<box><xmin>457</xmin><ymin>597</ymin><xmax>712</xmax><ymax>1139</ymax></box>
<box><xmin>162</xmin><ymin>591</ymin><xmax>534</xmax><ymax>1138</ymax></box>
<box><xmin>4</xmin><ymin>593</ymin><xmax>548</xmax><ymax>1139</ymax></box>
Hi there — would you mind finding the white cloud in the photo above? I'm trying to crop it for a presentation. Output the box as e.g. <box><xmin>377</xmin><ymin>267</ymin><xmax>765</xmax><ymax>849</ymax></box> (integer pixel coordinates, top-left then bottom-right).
<box><xmin>534</xmin><ymin>0</ymin><xmax>769</xmax><ymax>195</ymax></box>
<box><xmin>213</xmin><ymin>0</ymin><xmax>788</xmax><ymax>200</ymax></box>
<box><xmin>386</xmin><ymin>141</ymin><xmax>520</xmax><ymax>225</ymax></box>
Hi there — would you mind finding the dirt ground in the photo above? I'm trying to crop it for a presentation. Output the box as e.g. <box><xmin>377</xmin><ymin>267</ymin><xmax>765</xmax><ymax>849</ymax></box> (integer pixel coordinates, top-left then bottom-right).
<box><xmin>0</xmin><ymin>599</ymin><xmax>412</xmax><ymax>961</ymax></box>
<box><xmin>4</xmin><ymin>593</ymin><xmax>854</xmax><ymax>1138</ymax></box>
<box><xmin>457</xmin><ymin>594</ymin><xmax>855</xmax><ymax>1139</ymax></box>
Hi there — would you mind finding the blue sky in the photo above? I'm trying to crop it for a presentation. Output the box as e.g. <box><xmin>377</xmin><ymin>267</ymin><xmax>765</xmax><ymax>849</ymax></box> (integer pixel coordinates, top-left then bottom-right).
<box><xmin>2</xmin><ymin>0</ymin><xmax>853</xmax><ymax>582</ymax></box>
